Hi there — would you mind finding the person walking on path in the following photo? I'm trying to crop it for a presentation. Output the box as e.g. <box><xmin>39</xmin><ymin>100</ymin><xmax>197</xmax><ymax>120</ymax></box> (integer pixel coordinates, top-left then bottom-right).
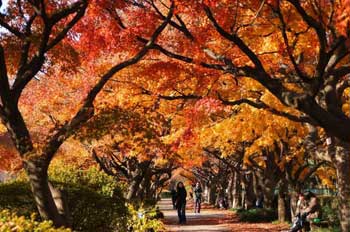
<box><xmin>176</xmin><ymin>182</ymin><xmax>187</xmax><ymax>224</ymax></box>
<box><xmin>194</xmin><ymin>182</ymin><xmax>203</xmax><ymax>213</ymax></box>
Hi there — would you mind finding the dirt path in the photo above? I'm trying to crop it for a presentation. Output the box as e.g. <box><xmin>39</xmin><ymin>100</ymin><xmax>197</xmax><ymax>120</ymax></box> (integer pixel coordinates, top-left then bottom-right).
<box><xmin>158</xmin><ymin>198</ymin><xmax>290</xmax><ymax>232</ymax></box>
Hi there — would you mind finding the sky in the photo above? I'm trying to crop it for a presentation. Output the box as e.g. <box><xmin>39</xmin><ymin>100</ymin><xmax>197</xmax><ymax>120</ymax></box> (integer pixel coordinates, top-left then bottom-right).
<box><xmin>0</xmin><ymin>0</ymin><xmax>9</xmax><ymax>34</ymax></box>
<box><xmin>0</xmin><ymin>0</ymin><xmax>9</xmax><ymax>14</ymax></box>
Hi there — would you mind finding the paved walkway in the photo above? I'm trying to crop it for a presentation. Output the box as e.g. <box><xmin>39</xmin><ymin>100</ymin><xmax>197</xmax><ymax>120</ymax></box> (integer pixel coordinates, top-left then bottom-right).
<box><xmin>158</xmin><ymin>198</ymin><xmax>289</xmax><ymax>232</ymax></box>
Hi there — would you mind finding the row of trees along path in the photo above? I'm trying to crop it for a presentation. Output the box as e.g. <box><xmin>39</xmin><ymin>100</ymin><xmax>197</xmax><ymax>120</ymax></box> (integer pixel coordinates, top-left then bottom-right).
<box><xmin>158</xmin><ymin>198</ymin><xmax>289</xmax><ymax>232</ymax></box>
<box><xmin>1</xmin><ymin>1</ymin><xmax>350</xmax><ymax>231</ymax></box>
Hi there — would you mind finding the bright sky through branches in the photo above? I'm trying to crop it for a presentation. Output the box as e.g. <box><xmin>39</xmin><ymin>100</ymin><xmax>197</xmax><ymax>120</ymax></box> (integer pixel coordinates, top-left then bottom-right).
<box><xmin>0</xmin><ymin>0</ymin><xmax>8</xmax><ymax>13</ymax></box>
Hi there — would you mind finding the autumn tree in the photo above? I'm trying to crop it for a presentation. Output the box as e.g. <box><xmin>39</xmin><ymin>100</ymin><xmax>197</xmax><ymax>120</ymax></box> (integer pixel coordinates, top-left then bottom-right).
<box><xmin>74</xmin><ymin>106</ymin><xmax>178</xmax><ymax>203</ymax></box>
<box><xmin>0</xmin><ymin>0</ymin><xmax>174</xmax><ymax>227</ymax></box>
<box><xmin>131</xmin><ymin>0</ymin><xmax>350</xmax><ymax>230</ymax></box>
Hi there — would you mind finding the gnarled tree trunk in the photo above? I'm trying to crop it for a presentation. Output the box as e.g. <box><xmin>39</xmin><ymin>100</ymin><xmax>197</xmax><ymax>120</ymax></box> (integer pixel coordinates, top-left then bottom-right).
<box><xmin>278</xmin><ymin>181</ymin><xmax>288</xmax><ymax>222</ymax></box>
<box><xmin>24</xmin><ymin>159</ymin><xmax>69</xmax><ymax>227</ymax></box>
<box><xmin>208</xmin><ymin>181</ymin><xmax>217</xmax><ymax>205</ymax></box>
<box><xmin>126</xmin><ymin>173</ymin><xmax>144</xmax><ymax>201</ymax></box>
<box><xmin>232</xmin><ymin>171</ymin><xmax>242</xmax><ymax>208</ymax></box>
<box><xmin>227</xmin><ymin>173</ymin><xmax>234</xmax><ymax>208</ymax></box>
<box><xmin>243</xmin><ymin>172</ymin><xmax>255</xmax><ymax>209</ymax></box>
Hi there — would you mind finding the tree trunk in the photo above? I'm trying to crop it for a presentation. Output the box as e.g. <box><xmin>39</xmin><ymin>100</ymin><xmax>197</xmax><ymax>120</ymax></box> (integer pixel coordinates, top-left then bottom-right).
<box><xmin>290</xmin><ymin>190</ymin><xmax>298</xmax><ymax>219</ymax></box>
<box><xmin>243</xmin><ymin>173</ymin><xmax>255</xmax><ymax>209</ymax></box>
<box><xmin>127</xmin><ymin>174</ymin><xmax>143</xmax><ymax>201</ymax></box>
<box><xmin>142</xmin><ymin>174</ymin><xmax>152</xmax><ymax>201</ymax></box>
<box><xmin>227</xmin><ymin>173</ymin><xmax>234</xmax><ymax>208</ymax></box>
<box><xmin>215</xmin><ymin>187</ymin><xmax>225</xmax><ymax>207</ymax></box>
<box><xmin>334</xmin><ymin>140</ymin><xmax>350</xmax><ymax>232</ymax></box>
<box><xmin>24</xmin><ymin>159</ymin><xmax>68</xmax><ymax>227</ymax></box>
<box><xmin>232</xmin><ymin>171</ymin><xmax>242</xmax><ymax>208</ymax></box>
<box><xmin>48</xmin><ymin>183</ymin><xmax>71</xmax><ymax>226</ymax></box>
<box><xmin>278</xmin><ymin>193</ymin><xmax>286</xmax><ymax>222</ymax></box>
<box><xmin>278</xmin><ymin>182</ymin><xmax>287</xmax><ymax>222</ymax></box>
<box><xmin>204</xmin><ymin>184</ymin><xmax>210</xmax><ymax>203</ymax></box>
<box><xmin>261</xmin><ymin>171</ymin><xmax>279</xmax><ymax>209</ymax></box>
<box><xmin>209</xmin><ymin>183</ymin><xmax>216</xmax><ymax>205</ymax></box>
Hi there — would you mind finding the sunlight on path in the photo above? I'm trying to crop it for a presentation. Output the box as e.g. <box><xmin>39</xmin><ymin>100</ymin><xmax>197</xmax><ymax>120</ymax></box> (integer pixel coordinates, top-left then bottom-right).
<box><xmin>158</xmin><ymin>198</ymin><xmax>289</xmax><ymax>232</ymax></box>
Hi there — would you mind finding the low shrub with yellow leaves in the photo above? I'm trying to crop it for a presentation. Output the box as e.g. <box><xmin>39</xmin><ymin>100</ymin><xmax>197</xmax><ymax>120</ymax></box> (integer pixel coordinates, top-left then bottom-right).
<box><xmin>0</xmin><ymin>210</ymin><xmax>70</xmax><ymax>232</ymax></box>
<box><xmin>127</xmin><ymin>204</ymin><xmax>165</xmax><ymax>232</ymax></box>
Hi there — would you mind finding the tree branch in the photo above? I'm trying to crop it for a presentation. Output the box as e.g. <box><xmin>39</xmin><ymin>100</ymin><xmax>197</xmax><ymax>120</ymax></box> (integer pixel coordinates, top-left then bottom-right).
<box><xmin>46</xmin><ymin>1</ymin><xmax>87</xmax><ymax>51</ymax></box>
<box><xmin>204</xmin><ymin>5</ymin><xmax>266</xmax><ymax>73</ymax></box>
<box><xmin>16</xmin><ymin>13</ymin><xmax>37</xmax><ymax>79</ymax></box>
<box><xmin>330</xmin><ymin>66</ymin><xmax>350</xmax><ymax>79</ymax></box>
<box><xmin>49</xmin><ymin>0</ymin><xmax>86</xmax><ymax>24</ymax></box>
<box><xmin>0</xmin><ymin>19</ymin><xmax>24</xmax><ymax>38</ymax></box>
<box><xmin>145</xmin><ymin>0</ymin><xmax>194</xmax><ymax>40</ymax></box>
<box><xmin>92</xmin><ymin>149</ymin><xmax>116</xmax><ymax>177</ymax></box>
<box><xmin>274</xmin><ymin>2</ymin><xmax>310</xmax><ymax>83</ymax></box>
<box><xmin>138</xmin><ymin>37</ymin><xmax>255</xmax><ymax>76</ymax></box>
<box><xmin>11</xmin><ymin>1</ymin><xmax>88</xmax><ymax>102</ymax></box>
<box><xmin>217</xmin><ymin>93</ymin><xmax>315</xmax><ymax>124</ymax></box>
<box><xmin>286</xmin><ymin>0</ymin><xmax>330</xmax><ymax>97</ymax></box>
<box><xmin>42</xmin><ymin>2</ymin><xmax>175</xmax><ymax>164</ymax></box>
<box><xmin>0</xmin><ymin>45</ymin><xmax>10</xmax><ymax>103</ymax></box>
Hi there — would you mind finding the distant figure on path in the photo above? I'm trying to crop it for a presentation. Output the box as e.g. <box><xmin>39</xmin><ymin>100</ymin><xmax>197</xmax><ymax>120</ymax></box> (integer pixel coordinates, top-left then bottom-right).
<box><xmin>171</xmin><ymin>188</ymin><xmax>177</xmax><ymax>209</ymax></box>
<box><xmin>194</xmin><ymin>182</ymin><xmax>203</xmax><ymax>213</ymax></box>
<box><xmin>176</xmin><ymin>182</ymin><xmax>187</xmax><ymax>224</ymax></box>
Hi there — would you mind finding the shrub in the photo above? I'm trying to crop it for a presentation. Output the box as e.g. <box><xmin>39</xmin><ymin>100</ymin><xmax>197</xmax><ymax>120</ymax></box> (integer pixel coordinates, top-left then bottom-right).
<box><xmin>0</xmin><ymin>166</ymin><xmax>129</xmax><ymax>232</ymax></box>
<box><xmin>0</xmin><ymin>210</ymin><xmax>70</xmax><ymax>232</ymax></box>
<box><xmin>62</xmin><ymin>184</ymin><xmax>128</xmax><ymax>232</ymax></box>
<box><xmin>236</xmin><ymin>208</ymin><xmax>278</xmax><ymax>222</ymax></box>
<box><xmin>48</xmin><ymin>164</ymin><xmax>122</xmax><ymax>197</ymax></box>
<box><xmin>319</xmin><ymin>196</ymin><xmax>340</xmax><ymax>227</ymax></box>
<box><xmin>0</xmin><ymin>181</ymin><xmax>37</xmax><ymax>218</ymax></box>
<box><xmin>127</xmin><ymin>205</ymin><xmax>165</xmax><ymax>232</ymax></box>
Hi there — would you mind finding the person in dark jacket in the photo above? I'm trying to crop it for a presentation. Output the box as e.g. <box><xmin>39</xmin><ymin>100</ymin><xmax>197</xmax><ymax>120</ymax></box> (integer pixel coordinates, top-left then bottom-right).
<box><xmin>176</xmin><ymin>182</ymin><xmax>187</xmax><ymax>224</ymax></box>
<box><xmin>194</xmin><ymin>182</ymin><xmax>202</xmax><ymax>213</ymax></box>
